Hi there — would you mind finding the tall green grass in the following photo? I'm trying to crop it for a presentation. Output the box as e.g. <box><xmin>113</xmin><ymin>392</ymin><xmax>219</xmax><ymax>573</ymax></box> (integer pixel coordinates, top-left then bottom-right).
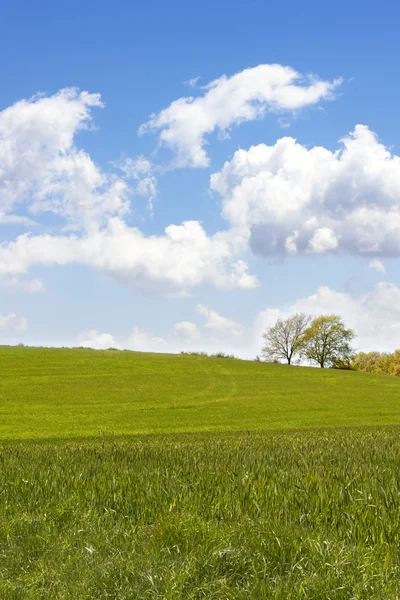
<box><xmin>2</xmin><ymin>428</ymin><xmax>400</xmax><ymax>598</ymax></box>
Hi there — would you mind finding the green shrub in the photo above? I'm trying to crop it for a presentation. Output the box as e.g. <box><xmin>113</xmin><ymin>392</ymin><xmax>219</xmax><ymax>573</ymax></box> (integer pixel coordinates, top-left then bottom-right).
<box><xmin>210</xmin><ymin>351</ymin><xmax>236</xmax><ymax>359</ymax></box>
<box><xmin>351</xmin><ymin>350</ymin><xmax>400</xmax><ymax>376</ymax></box>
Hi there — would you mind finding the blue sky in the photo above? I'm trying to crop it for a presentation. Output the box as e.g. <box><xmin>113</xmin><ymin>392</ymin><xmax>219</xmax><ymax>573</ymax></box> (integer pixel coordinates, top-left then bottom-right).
<box><xmin>0</xmin><ymin>0</ymin><xmax>399</xmax><ymax>356</ymax></box>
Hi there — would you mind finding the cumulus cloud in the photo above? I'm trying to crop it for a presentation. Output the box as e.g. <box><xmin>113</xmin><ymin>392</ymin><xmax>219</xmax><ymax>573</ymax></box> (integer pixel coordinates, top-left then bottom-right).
<box><xmin>196</xmin><ymin>304</ymin><xmax>243</xmax><ymax>337</ymax></box>
<box><xmin>308</xmin><ymin>227</ymin><xmax>339</xmax><ymax>253</ymax></box>
<box><xmin>140</xmin><ymin>64</ymin><xmax>341</xmax><ymax>167</ymax></box>
<box><xmin>77</xmin><ymin>304</ymin><xmax>245</xmax><ymax>355</ymax></box>
<box><xmin>172</xmin><ymin>305</ymin><xmax>245</xmax><ymax>352</ymax></box>
<box><xmin>78</xmin><ymin>327</ymin><xmax>168</xmax><ymax>352</ymax></box>
<box><xmin>0</xmin><ymin>312</ymin><xmax>27</xmax><ymax>332</ymax></box>
<box><xmin>211</xmin><ymin>125</ymin><xmax>400</xmax><ymax>257</ymax></box>
<box><xmin>293</xmin><ymin>283</ymin><xmax>400</xmax><ymax>352</ymax></box>
<box><xmin>125</xmin><ymin>327</ymin><xmax>167</xmax><ymax>351</ymax></box>
<box><xmin>0</xmin><ymin>218</ymin><xmax>257</xmax><ymax>294</ymax></box>
<box><xmin>172</xmin><ymin>321</ymin><xmax>202</xmax><ymax>341</ymax></box>
<box><xmin>0</xmin><ymin>88</ymin><xmax>259</xmax><ymax>295</ymax></box>
<box><xmin>0</xmin><ymin>88</ymin><xmax>129</xmax><ymax>229</ymax></box>
<box><xmin>368</xmin><ymin>259</ymin><xmax>385</xmax><ymax>273</ymax></box>
<box><xmin>78</xmin><ymin>329</ymin><xmax>120</xmax><ymax>350</ymax></box>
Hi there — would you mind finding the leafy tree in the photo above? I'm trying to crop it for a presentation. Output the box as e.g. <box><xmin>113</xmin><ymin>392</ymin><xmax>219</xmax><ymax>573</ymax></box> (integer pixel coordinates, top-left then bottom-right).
<box><xmin>350</xmin><ymin>349</ymin><xmax>400</xmax><ymax>376</ymax></box>
<box><xmin>350</xmin><ymin>351</ymin><xmax>381</xmax><ymax>373</ymax></box>
<box><xmin>388</xmin><ymin>350</ymin><xmax>400</xmax><ymax>376</ymax></box>
<box><xmin>304</xmin><ymin>315</ymin><xmax>355</xmax><ymax>368</ymax></box>
<box><xmin>261</xmin><ymin>313</ymin><xmax>311</xmax><ymax>365</ymax></box>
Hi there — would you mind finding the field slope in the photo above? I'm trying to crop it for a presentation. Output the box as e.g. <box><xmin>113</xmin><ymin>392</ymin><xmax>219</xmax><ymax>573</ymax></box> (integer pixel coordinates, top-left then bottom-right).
<box><xmin>1</xmin><ymin>345</ymin><xmax>400</xmax><ymax>440</ymax></box>
<box><xmin>2</xmin><ymin>347</ymin><xmax>400</xmax><ymax>598</ymax></box>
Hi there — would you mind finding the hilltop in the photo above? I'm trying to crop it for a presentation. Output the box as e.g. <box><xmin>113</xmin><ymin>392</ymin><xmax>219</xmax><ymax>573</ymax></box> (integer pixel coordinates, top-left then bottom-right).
<box><xmin>1</xmin><ymin>345</ymin><xmax>400</xmax><ymax>441</ymax></box>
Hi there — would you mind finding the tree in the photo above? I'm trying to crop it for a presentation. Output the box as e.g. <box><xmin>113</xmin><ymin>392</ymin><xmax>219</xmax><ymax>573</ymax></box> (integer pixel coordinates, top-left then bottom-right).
<box><xmin>387</xmin><ymin>350</ymin><xmax>400</xmax><ymax>376</ymax></box>
<box><xmin>303</xmin><ymin>315</ymin><xmax>355</xmax><ymax>368</ymax></box>
<box><xmin>350</xmin><ymin>351</ymin><xmax>382</xmax><ymax>373</ymax></box>
<box><xmin>261</xmin><ymin>313</ymin><xmax>311</xmax><ymax>365</ymax></box>
<box><xmin>350</xmin><ymin>349</ymin><xmax>400</xmax><ymax>376</ymax></box>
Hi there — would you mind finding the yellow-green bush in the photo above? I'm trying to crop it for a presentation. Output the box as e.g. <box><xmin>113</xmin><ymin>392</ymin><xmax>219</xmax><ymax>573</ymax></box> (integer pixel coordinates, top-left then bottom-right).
<box><xmin>350</xmin><ymin>349</ymin><xmax>400</xmax><ymax>376</ymax></box>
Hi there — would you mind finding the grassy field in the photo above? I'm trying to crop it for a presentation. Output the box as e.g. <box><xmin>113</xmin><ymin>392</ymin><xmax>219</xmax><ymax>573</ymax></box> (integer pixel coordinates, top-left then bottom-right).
<box><xmin>1</xmin><ymin>346</ymin><xmax>400</xmax><ymax>440</ymax></box>
<box><xmin>2</xmin><ymin>429</ymin><xmax>400</xmax><ymax>598</ymax></box>
<box><xmin>2</xmin><ymin>346</ymin><xmax>400</xmax><ymax>598</ymax></box>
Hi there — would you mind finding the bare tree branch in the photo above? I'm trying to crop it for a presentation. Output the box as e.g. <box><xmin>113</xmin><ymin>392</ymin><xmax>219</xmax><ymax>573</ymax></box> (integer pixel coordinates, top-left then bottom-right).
<box><xmin>261</xmin><ymin>314</ymin><xmax>311</xmax><ymax>365</ymax></box>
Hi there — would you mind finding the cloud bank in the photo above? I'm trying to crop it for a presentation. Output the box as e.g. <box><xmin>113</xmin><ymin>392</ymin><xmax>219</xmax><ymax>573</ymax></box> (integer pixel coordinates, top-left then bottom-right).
<box><xmin>2</xmin><ymin>74</ymin><xmax>400</xmax><ymax>306</ymax></box>
<box><xmin>211</xmin><ymin>125</ymin><xmax>400</xmax><ymax>257</ymax></box>
<box><xmin>0</xmin><ymin>219</ymin><xmax>256</xmax><ymax>294</ymax></box>
<box><xmin>0</xmin><ymin>88</ymin><xmax>257</xmax><ymax>295</ymax></box>
<box><xmin>77</xmin><ymin>282</ymin><xmax>400</xmax><ymax>358</ymax></box>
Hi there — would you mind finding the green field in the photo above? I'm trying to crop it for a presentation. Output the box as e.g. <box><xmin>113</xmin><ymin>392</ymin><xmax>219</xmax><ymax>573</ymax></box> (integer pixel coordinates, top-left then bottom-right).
<box><xmin>2</xmin><ymin>346</ymin><xmax>400</xmax><ymax>598</ymax></box>
<box><xmin>1</xmin><ymin>346</ymin><xmax>400</xmax><ymax>440</ymax></box>
<box><xmin>2</xmin><ymin>429</ymin><xmax>400</xmax><ymax>599</ymax></box>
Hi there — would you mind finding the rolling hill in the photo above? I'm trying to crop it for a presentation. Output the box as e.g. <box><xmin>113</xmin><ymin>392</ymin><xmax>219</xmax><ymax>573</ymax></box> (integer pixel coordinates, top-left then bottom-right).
<box><xmin>1</xmin><ymin>345</ymin><xmax>400</xmax><ymax>440</ymax></box>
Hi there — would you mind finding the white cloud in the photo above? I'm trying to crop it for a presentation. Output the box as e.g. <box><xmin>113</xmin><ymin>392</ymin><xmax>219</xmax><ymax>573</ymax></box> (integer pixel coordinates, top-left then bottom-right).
<box><xmin>185</xmin><ymin>76</ymin><xmax>201</xmax><ymax>88</ymax></box>
<box><xmin>0</xmin><ymin>277</ymin><xmax>44</xmax><ymax>293</ymax></box>
<box><xmin>78</xmin><ymin>329</ymin><xmax>120</xmax><ymax>350</ymax></box>
<box><xmin>76</xmin><ymin>304</ymin><xmax>245</xmax><ymax>356</ymax></box>
<box><xmin>0</xmin><ymin>312</ymin><xmax>27</xmax><ymax>332</ymax></box>
<box><xmin>118</xmin><ymin>156</ymin><xmax>153</xmax><ymax>179</ymax></box>
<box><xmin>0</xmin><ymin>89</ymin><xmax>259</xmax><ymax>295</ymax></box>
<box><xmin>308</xmin><ymin>227</ymin><xmax>339</xmax><ymax>253</ymax></box>
<box><xmin>0</xmin><ymin>213</ymin><xmax>37</xmax><ymax>226</ymax></box>
<box><xmin>77</xmin><ymin>326</ymin><xmax>167</xmax><ymax>352</ymax></box>
<box><xmin>0</xmin><ymin>88</ymin><xmax>129</xmax><ymax>230</ymax></box>
<box><xmin>172</xmin><ymin>321</ymin><xmax>202</xmax><ymax>341</ymax></box>
<box><xmin>172</xmin><ymin>305</ymin><xmax>245</xmax><ymax>353</ymax></box>
<box><xmin>135</xmin><ymin>177</ymin><xmax>157</xmax><ymax>215</ymax></box>
<box><xmin>0</xmin><ymin>219</ymin><xmax>257</xmax><ymax>295</ymax></box>
<box><xmin>140</xmin><ymin>64</ymin><xmax>341</xmax><ymax>167</ymax></box>
<box><xmin>117</xmin><ymin>156</ymin><xmax>158</xmax><ymax>214</ymax></box>
<box><xmin>293</xmin><ymin>283</ymin><xmax>400</xmax><ymax>352</ymax></box>
<box><xmin>196</xmin><ymin>304</ymin><xmax>243</xmax><ymax>337</ymax></box>
<box><xmin>211</xmin><ymin>125</ymin><xmax>400</xmax><ymax>256</ymax></box>
<box><xmin>368</xmin><ymin>259</ymin><xmax>385</xmax><ymax>273</ymax></box>
<box><xmin>126</xmin><ymin>327</ymin><xmax>167</xmax><ymax>351</ymax></box>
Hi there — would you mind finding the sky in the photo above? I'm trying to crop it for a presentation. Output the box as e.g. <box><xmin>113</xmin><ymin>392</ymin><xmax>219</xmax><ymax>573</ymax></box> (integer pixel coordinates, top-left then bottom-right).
<box><xmin>1</xmin><ymin>0</ymin><xmax>400</xmax><ymax>358</ymax></box>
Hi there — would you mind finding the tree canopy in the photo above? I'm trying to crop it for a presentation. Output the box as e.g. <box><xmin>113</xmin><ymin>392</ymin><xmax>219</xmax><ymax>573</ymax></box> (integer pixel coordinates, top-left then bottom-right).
<box><xmin>350</xmin><ymin>350</ymin><xmax>400</xmax><ymax>376</ymax></box>
<box><xmin>261</xmin><ymin>313</ymin><xmax>310</xmax><ymax>365</ymax></box>
<box><xmin>303</xmin><ymin>315</ymin><xmax>355</xmax><ymax>368</ymax></box>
